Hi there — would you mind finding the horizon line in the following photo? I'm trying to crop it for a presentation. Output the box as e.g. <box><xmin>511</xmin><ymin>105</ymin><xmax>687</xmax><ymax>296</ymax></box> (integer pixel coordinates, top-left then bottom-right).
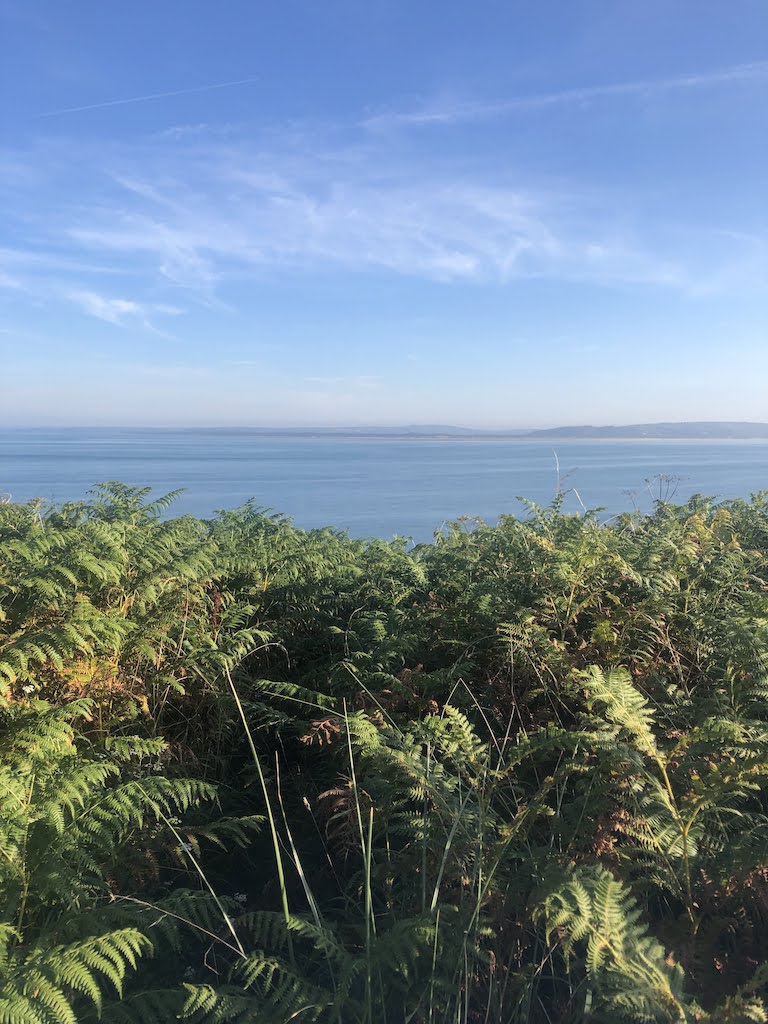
<box><xmin>2</xmin><ymin>420</ymin><xmax>768</xmax><ymax>432</ymax></box>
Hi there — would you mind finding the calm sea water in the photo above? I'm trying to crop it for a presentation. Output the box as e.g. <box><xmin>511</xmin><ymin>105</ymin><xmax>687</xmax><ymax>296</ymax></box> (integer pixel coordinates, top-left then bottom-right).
<box><xmin>1</xmin><ymin>429</ymin><xmax>767</xmax><ymax>542</ymax></box>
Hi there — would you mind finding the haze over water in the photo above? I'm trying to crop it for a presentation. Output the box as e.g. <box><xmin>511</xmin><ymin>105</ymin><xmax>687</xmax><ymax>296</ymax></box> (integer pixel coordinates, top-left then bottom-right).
<box><xmin>2</xmin><ymin>429</ymin><xmax>766</xmax><ymax>542</ymax></box>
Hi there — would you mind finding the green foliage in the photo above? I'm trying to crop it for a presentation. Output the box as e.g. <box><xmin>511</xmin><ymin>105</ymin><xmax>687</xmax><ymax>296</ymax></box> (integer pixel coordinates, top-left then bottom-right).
<box><xmin>2</xmin><ymin>484</ymin><xmax>768</xmax><ymax>1020</ymax></box>
<box><xmin>0</xmin><ymin>926</ymin><xmax>152</xmax><ymax>1024</ymax></box>
<box><xmin>536</xmin><ymin>865</ymin><xmax>689</xmax><ymax>1022</ymax></box>
<box><xmin>0</xmin><ymin>690</ymin><xmax>258</xmax><ymax>1022</ymax></box>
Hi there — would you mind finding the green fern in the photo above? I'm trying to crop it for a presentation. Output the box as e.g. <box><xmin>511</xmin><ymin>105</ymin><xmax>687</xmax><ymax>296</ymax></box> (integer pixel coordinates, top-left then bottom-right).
<box><xmin>535</xmin><ymin>865</ymin><xmax>689</xmax><ymax>1022</ymax></box>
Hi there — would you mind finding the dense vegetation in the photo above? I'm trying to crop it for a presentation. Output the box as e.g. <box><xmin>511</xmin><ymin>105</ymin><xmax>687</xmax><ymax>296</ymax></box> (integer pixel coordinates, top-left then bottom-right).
<box><xmin>3</xmin><ymin>481</ymin><xmax>768</xmax><ymax>1022</ymax></box>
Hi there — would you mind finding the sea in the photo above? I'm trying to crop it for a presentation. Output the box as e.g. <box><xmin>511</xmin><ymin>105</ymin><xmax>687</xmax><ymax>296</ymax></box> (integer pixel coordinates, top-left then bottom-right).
<box><xmin>1</xmin><ymin>428</ymin><xmax>767</xmax><ymax>543</ymax></box>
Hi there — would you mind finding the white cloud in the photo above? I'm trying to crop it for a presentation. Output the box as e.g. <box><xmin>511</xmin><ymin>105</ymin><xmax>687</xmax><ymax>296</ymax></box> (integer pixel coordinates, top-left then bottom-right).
<box><xmin>70</xmin><ymin>219</ymin><xmax>218</xmax><ymax>290</ymax></box>
<box><xmin>68</xmin><ymin>290</ymin><xmax>141</xmax><ymax>324</ymax></box>
<box><xmin>155</xmin><ymin>122</ymin><xmax>240</xmax><ymax>140</ymax></box>
<box><xmin>303</xmin><ymin>375</ymin><xmax>382</xmax><ymax>387</ymax></box>
<box><xmin>66</xmin><ymin>289</ymin><xmax>185</xmax><ymax>327</ymax></box>
<box><xmin>0</xmin><ymin>270</ymin><xmax>24</xmax><ymax>290</ymax></box>
<box><xmin>60</xmin><ymin>163</ymin><xmax>739</xmax><ymax>294</ymax></box>
<box><xmin>2</xmin><ymin>82</ymin><xmax>765</xmax><ymax>306</ymax></box>
<box><xmin>136</xmin><ymin>364</ymin><xmax>212</xmax><ymax>378</ymax></box>
<box><xmin>0</xmin><ymin>244</ymin><xmax>133</xmax><ymax>279</ymax></box>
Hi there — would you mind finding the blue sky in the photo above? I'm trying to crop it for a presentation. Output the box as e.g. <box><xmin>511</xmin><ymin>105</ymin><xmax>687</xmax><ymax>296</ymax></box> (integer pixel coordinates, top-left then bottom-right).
<box><xmin>1</xmin><ymin>0</ymin><xmax>766</xmax><ymax>427</ymax></box>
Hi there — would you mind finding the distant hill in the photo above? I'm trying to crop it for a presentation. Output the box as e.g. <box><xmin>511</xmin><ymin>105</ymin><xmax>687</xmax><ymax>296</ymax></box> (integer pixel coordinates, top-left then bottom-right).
<box><xmin>311</xmin><ymin>422</ymin><xmax>768</xmax><ymax>439</ymax></box>
<box><xmin>113</xmin><ymin>422</ymin><xmax>768</xmax><ymax>439</ymax></box>
<box><xmin>526</xmin><ymin>422</ymin><xmax>768</xmax><ymax>439</ymax></box>
<box><xmin>262</xmin><ymin>422</ymin><xmax>768</xmax><ymax>439</ymax></box>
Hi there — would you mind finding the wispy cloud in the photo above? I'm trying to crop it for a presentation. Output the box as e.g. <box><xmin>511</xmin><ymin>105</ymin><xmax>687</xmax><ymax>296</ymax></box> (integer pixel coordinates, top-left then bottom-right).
<box><xmin>37</xmin><ymin>76</ymin><xmax>260</xmax><ymax>118</ymax></box>
<box><xmin>68</xmin><ymin>178</ymin><xmax>553</xmax><ymax>285</ymax></box>
<box><xmin>67</xmin><ymin>291</ymin><xmax>141</xmax><ymax>324</ymax></box>
<box><xmin>136</xmin><ymin>363</ymin><xmax>212</xmax><ymax>378</ymax></box>
<box><xmin>2</xmin><ymin>89</ymin><xmax>765</xmax><ymax>309</ymax></box>
<box><xmin>0</xmin><ymin>244</ymin><xmax>136</xmax><ymax>279</ymax></box>
<box><xmin>0</xmin><ymin>270</ymin><xmax>24</xmax><ymax>290</ymax></box>
<box><xmin>364</xmin><ymin>61</ymin><xmax>768</xmax><ymax>129</ymax></box>
<box><xmin>304</xmin><ymin>375</ymin><xmax>382</xmax><ymax>387</ymax></box>
<box><xmin>66</xmin><ymin>289</ymin><xmax>184</xmax><ymax>327</ymax></box>
<box><xmin>155</xmin><ymin>122</ymin><xmax>242</xmax><ymax>140</ymax></box>
<box><xmin>60</xmin><ymin>160</ymin><xmax>744</xmax><ymax>294</ymax></box>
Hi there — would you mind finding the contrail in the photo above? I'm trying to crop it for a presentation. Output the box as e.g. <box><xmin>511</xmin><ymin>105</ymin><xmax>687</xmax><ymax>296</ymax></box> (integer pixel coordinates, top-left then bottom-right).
<box><xmin>365</xmin><ymin>61</ymin><xmax>768</xmax><ymax>129</ymax></box>
<box><xmin>37</xmin><ymin>76</ymin><xmax>260</xmax><ymax>118</ymax></box>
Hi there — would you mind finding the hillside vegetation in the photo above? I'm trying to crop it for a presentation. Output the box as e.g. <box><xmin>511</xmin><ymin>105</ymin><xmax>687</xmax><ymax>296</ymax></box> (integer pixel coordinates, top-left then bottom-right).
<box><xmin>2</xmin><ymin>482</ymin><xmax>768</xmax><ymax>1022</ymax></box>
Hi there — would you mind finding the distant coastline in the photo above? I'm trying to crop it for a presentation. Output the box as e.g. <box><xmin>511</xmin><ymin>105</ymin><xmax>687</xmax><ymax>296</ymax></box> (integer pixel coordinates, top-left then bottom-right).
<box><xmin>525</xmin><ymin>422</ymin><xmax>768</xmax><ymax>440</ymax></box>
<box><xmin>4</xmin><ymin>421</ymin><xmax>768</xmax><ymax>441</ymax></box>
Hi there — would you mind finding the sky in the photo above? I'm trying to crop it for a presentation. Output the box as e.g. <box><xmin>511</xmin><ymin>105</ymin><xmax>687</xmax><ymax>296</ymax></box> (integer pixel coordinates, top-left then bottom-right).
<box><xmin>1</xmin><ymin>0</ymin><xmax>766</xmax><ymax>428</ymax></box>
